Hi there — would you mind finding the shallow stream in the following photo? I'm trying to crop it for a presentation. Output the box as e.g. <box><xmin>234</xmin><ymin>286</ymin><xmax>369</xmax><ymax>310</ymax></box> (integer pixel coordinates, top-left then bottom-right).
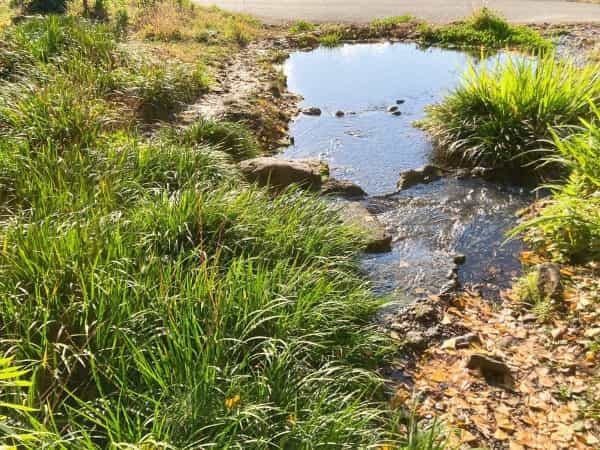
<box><xmin>281</xmin><ymin>42</ymin><xmax>531</xmax><ymax>301</ymax></box>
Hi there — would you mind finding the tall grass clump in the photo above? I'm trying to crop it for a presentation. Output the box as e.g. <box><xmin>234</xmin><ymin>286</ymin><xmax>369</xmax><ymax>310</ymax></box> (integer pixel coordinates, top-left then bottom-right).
<box><xmin>289</xmin><ymin>20</ymin><xmax>315</xmax><ymax>34</ymax></box>
<box><xmin>422</xmin><ymin>54</ymin><xmax>600</xmax><ymax>175</ymax></box>
<box><xmin>419</xmin><ymin>8</ymin><xmax>551</xmax><ymax>51</ymax></box>
<box><xmin>319</xmin><ymin>31</ymin><xmax>343</xmax><ymax>47</ymax></box>
<box><xmin>0</xmin><ymin>14</ymin><xmax>432</xmax><ymax>450</ymax></box>
<box><xmin>511</xmin><ymin>112</ymin><xmax>600</xmax><ymax>262</ymax></box>
<box><xmin>164</xmin><ymin>118</ymin><xmax>261</xmax><ymax>160</ymax></box>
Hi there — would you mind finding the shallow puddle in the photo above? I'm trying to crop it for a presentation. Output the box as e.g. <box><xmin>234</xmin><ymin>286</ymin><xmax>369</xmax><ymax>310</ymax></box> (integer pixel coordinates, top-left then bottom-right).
<box><xmin>282</xmin><ymin>42</ymin><xmax>531</xmax><ymax>300</ymax></box>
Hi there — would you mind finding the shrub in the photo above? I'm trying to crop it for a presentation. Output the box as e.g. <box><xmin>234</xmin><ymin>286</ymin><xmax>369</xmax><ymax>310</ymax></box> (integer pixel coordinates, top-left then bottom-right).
<box><xmin>420</xmin><ymin>8</ymin><xmax>550</xmax><ymax>51</ymax></box>
<box><xmin>422</xmin><ymin>54</ymin><xmax>600</xmax><ymax>174</ymax></box>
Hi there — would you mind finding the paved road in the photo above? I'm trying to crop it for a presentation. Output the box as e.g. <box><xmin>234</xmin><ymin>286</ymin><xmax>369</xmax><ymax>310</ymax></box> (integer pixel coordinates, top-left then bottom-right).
<box><xmin>194</xmin><ymin>0</ymin><xmax>600</xmax><ymax>24</ymax></box>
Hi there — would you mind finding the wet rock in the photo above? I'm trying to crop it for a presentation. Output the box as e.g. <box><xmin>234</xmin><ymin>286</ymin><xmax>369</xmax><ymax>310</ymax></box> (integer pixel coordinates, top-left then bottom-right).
<box><xmin>321</xmin><ymin>179</ymin><xmax>367</xmax><ymax>199</ymax></box>
<box><xmin>339</xmin><ymin>203</ymin><xmax>392</xmax><ymax>253</ymax></box>
<box><xmin>466</xmin><ymin>353</ymin><xmax>512</xmax><ymax>382</ymax></box>
<box><xmin>240</xmin><ymin>157</ymin><xmax>324</xmax><ymax>189</ymax></box>
<box><xmin>387</xmin><ymin>105</ymin><xmax>399</xmax><ymax>113</ymax></box>
<box><xmin>535</xmin><ymin>262</ymin><xmax>563</xmax><ymax>301</ymax></box>
<box><xmin>397</xmin><ymin>165</ymin><xmax>447</xmax><ymax>191</ymax></box>
<box><xmin>301</xmin><ymin>107</ymin><xmax>322</xmax><ymax>116</ymax></box>
<box><xmin>446</xmin><ymin>268</ymin><xmax>458</xmax><ymax>280</ymax></box>
<box><xmin>335</xmin><ymin>110</ymin><xmax>345</xmax><ymax>117</ymax></box>
<box><xmin>396</xmin><ymin>99</ymin><xmax>406</xmax><ymax>104</ymax></box>
<box><xmin>453</xmin><ymin>254</ymin><xmax>466</xmax><ymax>265</ymax></box>
<box><xmin>391</xmin><ymin>110</ymin><xmax>402</xmax><ymax>116</ymax></box>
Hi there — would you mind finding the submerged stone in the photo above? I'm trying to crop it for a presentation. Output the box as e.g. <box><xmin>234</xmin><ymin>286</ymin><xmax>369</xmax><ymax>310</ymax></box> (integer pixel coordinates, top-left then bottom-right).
<box><xmin>339</xmin><ymin>202</ymin><xmax>392</xmax><ymax>253</ymax></box>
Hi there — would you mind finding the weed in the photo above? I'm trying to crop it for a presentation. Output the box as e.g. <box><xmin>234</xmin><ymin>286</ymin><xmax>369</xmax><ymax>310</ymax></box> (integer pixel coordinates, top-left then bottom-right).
<box><xmin>420</xmin><ymin>8</ymin><xmax>551</xmax><ymax>51</ymax></box>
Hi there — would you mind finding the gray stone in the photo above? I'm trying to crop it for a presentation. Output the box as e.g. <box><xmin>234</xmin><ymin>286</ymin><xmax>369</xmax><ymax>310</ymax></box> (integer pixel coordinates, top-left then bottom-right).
<box><xmin>240</xmin><ymin>157</ymin><xmax>324</xmax><ymax>189</ymax></box>
<box><xmin>387</xmin><ymin>105</ymin><xmax>399</xmax><ymax>113</ymax></box>
<box><xmin>321</xmin><ymin>179</ymin><xmax>366</xmax><ymax>199</ymax></box>
<box><xmin>391</xmin><ymin>110</ymin><xmax>402</xmax><ymax>116</ymax></box>
<box><xmin>339</xmin><ymin>203</ymin><xmax>392</xmax><ymax>253</ymax></box>
<box><xmin>335</xmin><ymin>110</ymin><xmax>345</xmax><ymax>117</ymax></box>
<box><xmin>301</xmin><ymin>107</ymin><xmax>322</xmax><ymax>116</ymax></box>
<box><xmin>396</xmin><ymin>99</ymin><xmax>406</xmax><ymax>105</ymax></box>
<box><xmin>397</xmin><ymin>165</ymin><xmax>447</xmax><ymax>191</ymax></box>
<box><xmin>535</xmin><ymin>262</ymin><xmax>563</xmax><ymax>300</ymax></box>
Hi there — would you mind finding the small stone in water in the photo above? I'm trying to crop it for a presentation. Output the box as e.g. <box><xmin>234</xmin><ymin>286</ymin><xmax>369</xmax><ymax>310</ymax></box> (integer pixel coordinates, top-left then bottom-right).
<box><xmin>391</xmin><ymin>110</ymin><xmax>402</xmax><ymax>116</ymax></box>
<box><xmin>302</xmin><ymin>107</ymin><xmax>322</xmax><ymax>116</ymax></box>
<box><xmin>453</xmin><ymin>254</ymin><xmax>466</xmax><ymax>265</ymax></box>
<box><xmin>335</xmin><ymin>110</ymin><xmax>345</xmax><ymax>117</ymax></box>
<box><xmin>387</xmin><ymin>105</ymin><xmax>399</xmax><ymax>113</ymax></box>
<box><xmin>396</xmin><ymin>99</ymin><xmax>405</xmax><ymax>104</ymax></box>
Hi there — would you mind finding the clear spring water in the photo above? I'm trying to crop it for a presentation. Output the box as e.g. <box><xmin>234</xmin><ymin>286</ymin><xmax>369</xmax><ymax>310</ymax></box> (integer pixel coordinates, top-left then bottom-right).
<box><xmin>281</xmin><ymin>42</ymin><xmax>531</xmax><ymax>300</ymax></box>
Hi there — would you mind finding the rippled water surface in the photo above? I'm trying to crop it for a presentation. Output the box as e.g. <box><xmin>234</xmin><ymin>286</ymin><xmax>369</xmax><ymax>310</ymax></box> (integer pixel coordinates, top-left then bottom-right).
<box><xmin>281</xmin><ymin>43</ymin><xmax>531</xmax><ymax>299</ymax></box>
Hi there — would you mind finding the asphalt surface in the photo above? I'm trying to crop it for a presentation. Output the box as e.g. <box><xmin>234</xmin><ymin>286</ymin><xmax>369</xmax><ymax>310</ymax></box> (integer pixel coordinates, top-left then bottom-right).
<box><xmin>194</xmin><ymin>0</ymin><xmax>600</xmax><ymax>24</ymax></box>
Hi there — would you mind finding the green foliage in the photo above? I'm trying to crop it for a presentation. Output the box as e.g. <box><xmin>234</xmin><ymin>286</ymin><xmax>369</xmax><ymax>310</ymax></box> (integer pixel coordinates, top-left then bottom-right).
<box><xmin>0</xmin><ymin>14</ymin><xmax>431</xmax><ymax>450</ymax></box>
<box><xmin>289</xmin><ymin>20</ymin><xmax>315</xmax><ymax>34</ymax></box>
<box><xmin>420</xmin><ymin>8</ymin><xmax>551</xmax><ymax>51</ymax></box>
<box><xmin>319</xmin><ymin>31</ymin><xmax>343</xmax><ymax>47</ymax></box>
<box><xmin>371</xmin><ymin>15</ymin><xmax>414</xmax><ymax>29</ymax></box>
<box><xmin>165</xmin><ymin>118</ymin><xmax>261</xmax><ymax>160</ymax></box>
<box><xmin>511</xmin><ymin>113</ymin><xmax>600</xmax><ymax>263</ymax></box>
<box><xmin>422</xmin><ymin>54</ymin><xmax>600</xmax><ymax>174</ymax></box>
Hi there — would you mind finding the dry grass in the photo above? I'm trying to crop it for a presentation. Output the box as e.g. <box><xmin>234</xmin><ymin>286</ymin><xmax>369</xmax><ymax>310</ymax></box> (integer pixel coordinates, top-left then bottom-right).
<box><xmin>134</xmin><ymin>1</ymin><xmax>263</xmax><ymax>45</ymax></box>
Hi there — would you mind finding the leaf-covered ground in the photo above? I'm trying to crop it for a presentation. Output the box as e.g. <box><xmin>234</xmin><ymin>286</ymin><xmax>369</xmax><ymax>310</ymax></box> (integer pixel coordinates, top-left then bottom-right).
<box><xmin>395</xmin><ymin>255</ymin><xmax>600</xmax><ymax>449</ymax></box>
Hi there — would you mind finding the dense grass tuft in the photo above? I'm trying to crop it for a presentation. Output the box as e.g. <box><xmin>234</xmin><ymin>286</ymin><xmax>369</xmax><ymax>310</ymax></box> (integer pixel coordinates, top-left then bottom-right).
<box><xmin>511</xmin><ymin>112</ymin><xmax>600</xmax><ymax>262</ymax></box>
<box><xmin>319</xmin><ymin>31</ymin><xmax>343</xmax><ymax>47</ymax></box>
<box><xmin>289</xmin><ymin>20</ymin><xmax>316</xmax><ymax>34</ymax></box>
<box><xmin>420</xmin><ymin>8</ymin><xmax>551</xmax><ymax>51</ymax></box>
<box><xmin>371</xmin><ymin>15</ymin><xmax>414</xmax><ymax>29</ymax></box>
<box><xmin>164</xmin><ymin>118</ymin><xmax>261</xmax><ymax>160</ymax></box>
<box><xmin>422</xmin><ymin>54</ymin><xmax>600</xmax><ymax>174</ymax></box>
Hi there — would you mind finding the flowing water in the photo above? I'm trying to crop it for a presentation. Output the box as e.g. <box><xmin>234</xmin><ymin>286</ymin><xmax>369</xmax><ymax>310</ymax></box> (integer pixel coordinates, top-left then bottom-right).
<box><xmin>281</xmin><ymin>42</ymin><xmax>531</xmax><ymax>301</ymax></box>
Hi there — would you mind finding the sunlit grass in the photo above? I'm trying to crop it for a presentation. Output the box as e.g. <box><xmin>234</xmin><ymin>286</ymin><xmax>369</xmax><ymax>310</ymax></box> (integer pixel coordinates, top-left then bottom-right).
<box><xmin>422</xmin><ymin>54</ymin><xmax>600</xmax><ymax>175</ymax></box>
<box><xmin>419</xmin><ymin>8</ymin><xmax>551</xmax><ymax>51</ymax></box>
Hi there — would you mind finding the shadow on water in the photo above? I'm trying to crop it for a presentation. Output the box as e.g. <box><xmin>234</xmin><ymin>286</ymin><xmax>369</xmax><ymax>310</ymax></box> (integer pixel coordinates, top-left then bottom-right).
<box><xmin>281</xmin><ymin>42</ymin><xmax>532</xmax><ymax>302</ymax></box>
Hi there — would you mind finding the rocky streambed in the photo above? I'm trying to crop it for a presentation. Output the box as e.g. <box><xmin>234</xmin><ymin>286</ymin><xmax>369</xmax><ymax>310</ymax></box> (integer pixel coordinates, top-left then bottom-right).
<box><xmin>278</xmin><ymin>42</ymin><xmax>531</xmax><ymax>305</ymax></box>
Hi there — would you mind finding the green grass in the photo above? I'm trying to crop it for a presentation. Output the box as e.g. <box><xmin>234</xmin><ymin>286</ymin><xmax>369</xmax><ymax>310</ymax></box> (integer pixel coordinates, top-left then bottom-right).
<box><xmin>510</xmin><ymin>111</ymin><xmax>600</xmax><ymax>263</ymax></box>
<box><xmin>0</xmin><ymin>15</ymin><xmax>446</xmax><ymax>449</ymax></box>
<box><xmin>422</xmin><ymin>54</ymin><xmax>600</xmax><ymax>175</ymax></box>
<box><xmin>319</xmin><ymin>31</ymin><xmax>343</xmax><ymax>47</ymax></box>
<box><xmin>163</xmin><ymin>117</ymin><xmax>261</xmax><ymax>160</ymax></box>
<box><xmin>371</xmin><ymin>15</ymin><xmax>414</xmax><ymax>29</ymax></box>
<box><xmin>419</xmin><ymin>8</ymin><xmax>551</xmax><ymax>51</ymax></box>
<box><xmin>289</xmin><ymin>20</ymin><xmax>315</xmax><ymax>34</ymax></box>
